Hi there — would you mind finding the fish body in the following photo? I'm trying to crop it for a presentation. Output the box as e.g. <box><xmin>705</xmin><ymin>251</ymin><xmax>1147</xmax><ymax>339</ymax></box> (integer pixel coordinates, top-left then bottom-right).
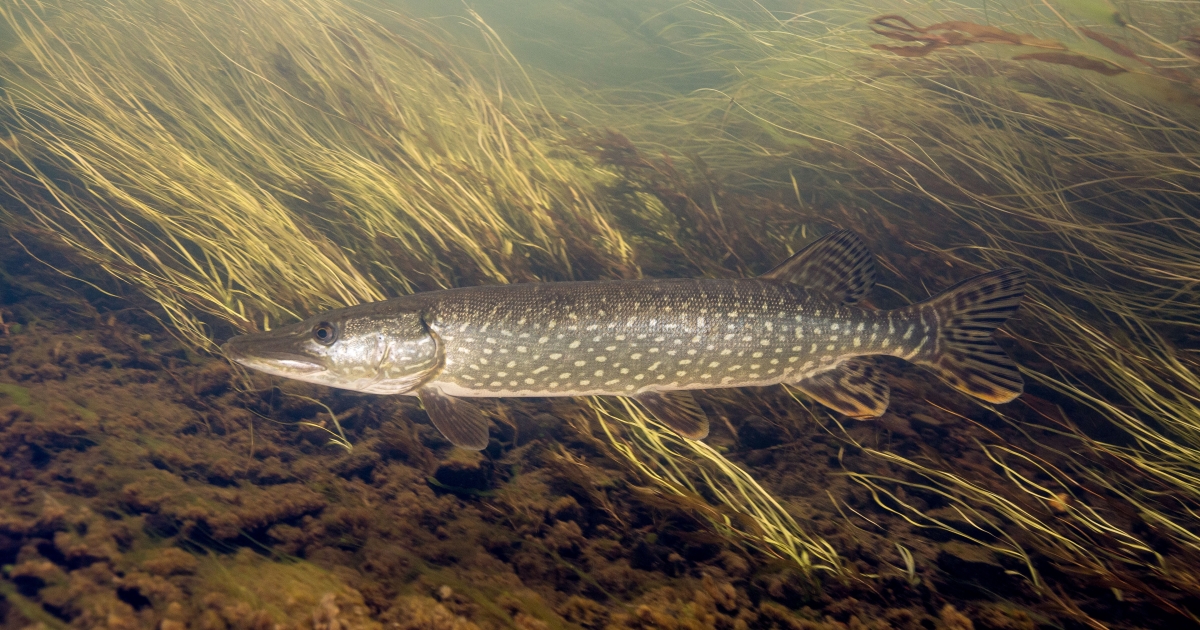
<box><xmin>223</xmin><ymin>231</ymin><xmax>1027</xmax><ymax>449</ymax></box>
<box><xmin>406</xmin><ymin>278</ymin><xmax>926</xmax><ymax>398</ymax></box>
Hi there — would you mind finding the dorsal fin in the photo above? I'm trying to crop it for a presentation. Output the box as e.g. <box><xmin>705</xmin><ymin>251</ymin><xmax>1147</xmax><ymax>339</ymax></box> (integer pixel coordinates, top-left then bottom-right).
<box><xmin>634</xmin><ymin>391</ymin><xmax>710</xmax><ymax>440</ymax></box>
<box><xmin>791</xmin><ymin>359</ymin><xmax>890</xmax><ymax>419</ymax></box>
<box><xmin>760</xmin><ymin>230</ymin><xmax>877</xmax><ymax>304</ymax></box>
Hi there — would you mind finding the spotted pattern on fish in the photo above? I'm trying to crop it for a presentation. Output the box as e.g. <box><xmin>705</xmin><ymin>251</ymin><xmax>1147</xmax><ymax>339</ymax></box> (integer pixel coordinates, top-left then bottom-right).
<box><xmin>222</xmin><ymin>230</ymin><xmax>1027</xmax><ymax>449</ymax></box>
<box><xmin>423</xmin><ymin>278</ymin><xmax>924</xmax><ymax>398</ymax></box>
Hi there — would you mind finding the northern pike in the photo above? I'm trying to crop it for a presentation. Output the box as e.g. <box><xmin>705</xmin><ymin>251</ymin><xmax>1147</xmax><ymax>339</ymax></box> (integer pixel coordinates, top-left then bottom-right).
<box><xmin>222</xmin><ymin>231</ymin><xmax>1026</xmax><ymax>449</ymax></box>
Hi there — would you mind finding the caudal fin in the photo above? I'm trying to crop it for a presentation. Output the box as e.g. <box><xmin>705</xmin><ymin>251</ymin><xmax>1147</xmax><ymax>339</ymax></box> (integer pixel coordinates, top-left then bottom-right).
<box><xmin>917</xmin><ymin>268</ymin><xmax>1027</xmax><ymax>404</ymax></box>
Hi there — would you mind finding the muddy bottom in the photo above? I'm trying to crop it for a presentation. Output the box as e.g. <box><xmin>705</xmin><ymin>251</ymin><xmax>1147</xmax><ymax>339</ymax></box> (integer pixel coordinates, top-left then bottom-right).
<box><xmin>0</xmin><ymin>242</ymin><xmax>1184</xmax><ymax>630</ymax></box>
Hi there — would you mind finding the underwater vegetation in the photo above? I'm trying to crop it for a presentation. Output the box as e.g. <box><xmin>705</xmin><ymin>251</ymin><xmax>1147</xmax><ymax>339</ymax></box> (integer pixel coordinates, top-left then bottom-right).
<box><xmin>558</xmin><ymin>0</ymin><xmax>1200</xmax><ymax>624</ymax></box>
<box><xmin>0</xmin><ymin>0</ymin><xmax>660</xmax><ymax>350</ymax></box>
<box><xmin>1</xmin><ymin>0</ymin><xmax>1199</xmax><ymax>627</ymax></box>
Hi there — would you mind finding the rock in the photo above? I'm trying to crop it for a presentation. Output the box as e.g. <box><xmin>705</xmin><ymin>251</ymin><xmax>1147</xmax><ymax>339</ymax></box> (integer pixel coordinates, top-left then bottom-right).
<box><xmin>738</xmin><ymin>415</ymin><xmax>785</xmax><ymax>450</ymax></box>
<box><xmin>518</xmin><ymin>412</ymin><xmax>566</xmax><ymax>442</ymax></box>
<box><xmin>974</xmin><ymin>604</ymin><xmax>1037</xmax><ymax>630</ymax></box>
<box><xmin>878</xmin><ymin>412</ymin><xmax>919</xmax><ymax>437</ymax></box>
<box><xmin>717</xmin><ymin>550</ymin><xmax>750</xmax><ymax>579</ymax></box>
<box><xmin>936</xmin><ymin>541</ymin><xmax>1008</xmax><ymax>594</ymax></box>
<box><xmin>384</xmin><ymin>595</ymin><xmax>480</xmax><ymax>630</ymax></box>
<box><xmin>911</xmin><ymin>412</ymin><xmax>945</xmax><ymax>427</ymax></box>
<box><xmin>547</xmin><ymin>496</ymin><xmax>582</xmax><ymax>523</ymax></box>
<box><xmin>432</xmin><ymin>449</ymin><xmax>493</xmax><ymax>492</ymax></box>
<box><xmin>142</xmin><ymin>547</ymin><xmax>199</xmax><ymax>577</ymax></box>
<box><xmin>192</xmin><ymin>362</ymin><xmax>232</xmax><ymax>397</ymax></box>
<box><xmin>544</xmin><ymin>520</ymin><xmax>585</xmax><ymax>557</ymax></box>
<box><xmin>557</xmin><ymin>595</ymin><xmax>608</xmax><ymax>629</ymax></box>
<box><xmin>941</xmin><ymin>604</ymin><xmax>975</xmax><ymax>630</ymax></box>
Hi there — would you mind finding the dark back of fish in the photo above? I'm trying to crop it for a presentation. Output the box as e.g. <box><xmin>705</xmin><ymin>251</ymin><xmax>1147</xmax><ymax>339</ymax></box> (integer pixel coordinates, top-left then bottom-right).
<box><xmin>422</xmin><ymin>278</ymin><xmax>902</xmax><ymax>397</ymax></box>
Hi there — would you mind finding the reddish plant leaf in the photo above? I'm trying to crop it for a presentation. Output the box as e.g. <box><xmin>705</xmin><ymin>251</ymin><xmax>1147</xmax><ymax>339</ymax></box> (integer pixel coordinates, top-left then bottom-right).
<box><xmin>1012</xmin><ymin>52</ymin><xmax>1128</xmax><ymax>76</ymax></box>
<box><xmin>869</xmin><ymin>15</ymin><xmax>1065</xmax><ymax>56</ymax></box>
<box><xmin>1080</xmin><ymin>28</ymin><xmax>1150</xmax><ymax>67</ymax></box>
<box><xmin>870</xmin><ymin>43</ymin><xmax>944</xmax><ymax>57</ymax></box>
<box><xmin>926</xmin><ymin>20</ymin><xmax>1065</xmax><ymax>49</ymax></box>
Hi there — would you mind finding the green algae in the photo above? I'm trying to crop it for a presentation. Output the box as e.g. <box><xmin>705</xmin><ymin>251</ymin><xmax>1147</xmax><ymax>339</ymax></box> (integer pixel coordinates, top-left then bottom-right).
<box><xmin>0</xmin><ymin>580</ymin><xmax>70</xmax><ymax>630</ymax></box>
<box><xmin>0</xmin><ymin>0</ymin><xmax>1197</xmax><ymax>627</ymax></box>
<box><xmin>201</xmin><ymin>551</ymin><xmax>340</xmax><ymax>608</ymax></box>
<box><xmin>0</xmin><ymin>382</ymin><xmax>100</xmax><ymax>425</ymax></box>
<box><xmin>196</xmin><ymin>541</ymin><xmax>581</xmax><ymax>630</ymax></box>
<box><xmin>0</xmin><ymin>383</ymin><xmax>33</xmax><ymax>410</ymax></box>
<box><xmin>425</xmin><ymin>475</ymin><xmax>498</xmax><ymax>497</ymax></box>
<box><xmin>190</xmin><ymin>548</ymin><xmax>378</xmax><ymax>627</ymax></box>
<box><xmin>398</xmin><ymin>551</ymin><xmax>578</xmax><ymax>630</ymax></box>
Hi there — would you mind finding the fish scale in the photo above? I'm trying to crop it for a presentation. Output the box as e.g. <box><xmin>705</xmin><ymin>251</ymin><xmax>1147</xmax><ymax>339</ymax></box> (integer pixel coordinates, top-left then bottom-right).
<box><xmin>223</xmin><ymin>230</ymin><xmax>1027</xmax><ymax>450</ymax></box>
<box><xmin>427</xmin><ymin>279</ymin><xmax>929</xmax><ymax>398</ymax></box>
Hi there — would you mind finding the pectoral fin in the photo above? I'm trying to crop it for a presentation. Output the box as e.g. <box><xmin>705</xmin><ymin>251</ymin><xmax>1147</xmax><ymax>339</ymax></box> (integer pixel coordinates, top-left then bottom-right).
<box><xmin>417</xmin><ymin>387</ymin><xmax>490</xmax><ymax>450</ymax></box>
<box><xmin>792</xmin><ymin>359</ymin><xmax>890</xmax><ymax>419</ymax></box>
<box><xmin>634</xmin><ymin>391</ymin><xmax>710</xmax><ymax>439</ymax></box>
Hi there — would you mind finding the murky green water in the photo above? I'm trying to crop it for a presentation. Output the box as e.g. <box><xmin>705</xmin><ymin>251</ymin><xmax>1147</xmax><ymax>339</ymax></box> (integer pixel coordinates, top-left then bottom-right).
<box><xmin>1</xmin><ymin>0</ymin><xmax>1198</xmax><ymax>627</ymax></box>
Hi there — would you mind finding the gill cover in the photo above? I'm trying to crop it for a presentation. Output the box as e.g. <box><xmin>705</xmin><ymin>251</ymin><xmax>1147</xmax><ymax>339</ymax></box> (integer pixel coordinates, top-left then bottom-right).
<box><xmin>222</xmin><ymin>306</ymin><xmax>442</xmax><ymax>395</ymax></box>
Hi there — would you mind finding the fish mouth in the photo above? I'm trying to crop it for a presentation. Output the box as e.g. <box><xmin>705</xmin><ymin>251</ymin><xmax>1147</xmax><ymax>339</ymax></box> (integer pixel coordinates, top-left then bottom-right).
<box><xmin>221</xmin><ymin>334</ymin><xmax>325</xmax><ymax>375</ymax></box>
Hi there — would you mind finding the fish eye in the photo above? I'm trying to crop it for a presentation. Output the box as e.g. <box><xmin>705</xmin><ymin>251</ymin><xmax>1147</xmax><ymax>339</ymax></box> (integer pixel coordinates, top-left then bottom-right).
<box><xmin>312</xmin><ymin>322</ymin><xmax>337</xmax><ymax>345</ymax></box>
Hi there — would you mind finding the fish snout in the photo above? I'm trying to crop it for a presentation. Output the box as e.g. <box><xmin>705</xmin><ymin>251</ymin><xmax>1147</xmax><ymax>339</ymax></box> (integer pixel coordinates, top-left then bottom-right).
<box><xmin>220</xmin><ymin>331</ymin><xmax>325</xmax><ymax>375</ymax></box>
<box><xmin>220</xmin><ymin>335</ymin><xmax>258</xmax><ymax>365</ymax></box>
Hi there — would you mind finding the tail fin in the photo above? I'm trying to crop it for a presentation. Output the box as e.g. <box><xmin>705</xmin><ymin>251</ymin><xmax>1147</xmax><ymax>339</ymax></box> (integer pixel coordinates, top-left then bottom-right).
<box><xmin>917</xmin><ymin>268</ymin><xmax>1027</xmax><ymax>404</ymax></box>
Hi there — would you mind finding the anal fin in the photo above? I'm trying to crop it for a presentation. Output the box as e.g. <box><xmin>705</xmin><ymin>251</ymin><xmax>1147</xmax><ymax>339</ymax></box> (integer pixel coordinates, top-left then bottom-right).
<box><xmin>634</xmin><ymin>391</ymin><xmax>710</xmax><ymax>440</ymax></box>
<box><xmin>792</xmin><ymin>359</ymin><xmax>890</xmax><ymax>419</ymax></box>
<box><xmin>418</xmin><ymin>387</ymin><xmax>490</xmax><ymax>450</ymax></box>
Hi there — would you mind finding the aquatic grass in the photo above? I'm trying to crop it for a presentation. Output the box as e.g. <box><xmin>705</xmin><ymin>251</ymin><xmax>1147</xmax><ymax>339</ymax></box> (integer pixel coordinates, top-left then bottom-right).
<box><xmin>587</xmin><ymin>396</ymin><xmax>845</xmax><ymax>577</ymax></box>
<box><xmin>7</xmin><ymin>0</ymin><xmax>1200</xmax><ymax>617</ymax></box>
<box><xmin>548</xmin><ymin>0</ymin><xmax>1200</xmax><ymax>617</ymax></box>
<box><xmin>820</xmin><ymin>8</ymin><xmax>1200</xmax><ymax>618</ymax></box>
<box><xmin>820</xmin><ymin>400</ymin><xmax>1200</xmax><ymax>620</ymax></box>
<box><xmin>0</xmin><ymin>0</ymin><xmax>645</xmax><ymax>350</ymax></box>
<box><xmin>0</xmin><ymin>0</ymin><xmax>386</xmax><ymax>342</ymax></box>
<box><xmin>0</xmin><ymin>0</ymin><xmax>851</xmax><ymax>589</ymax></box>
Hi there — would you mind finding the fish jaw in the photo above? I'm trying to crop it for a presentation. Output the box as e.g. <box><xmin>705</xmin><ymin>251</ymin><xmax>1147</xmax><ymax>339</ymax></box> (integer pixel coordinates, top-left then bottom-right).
<box><xmin>222</xmin><ymin>322</ymin><xmax>328</xmax><ymax>380</ymax></box>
